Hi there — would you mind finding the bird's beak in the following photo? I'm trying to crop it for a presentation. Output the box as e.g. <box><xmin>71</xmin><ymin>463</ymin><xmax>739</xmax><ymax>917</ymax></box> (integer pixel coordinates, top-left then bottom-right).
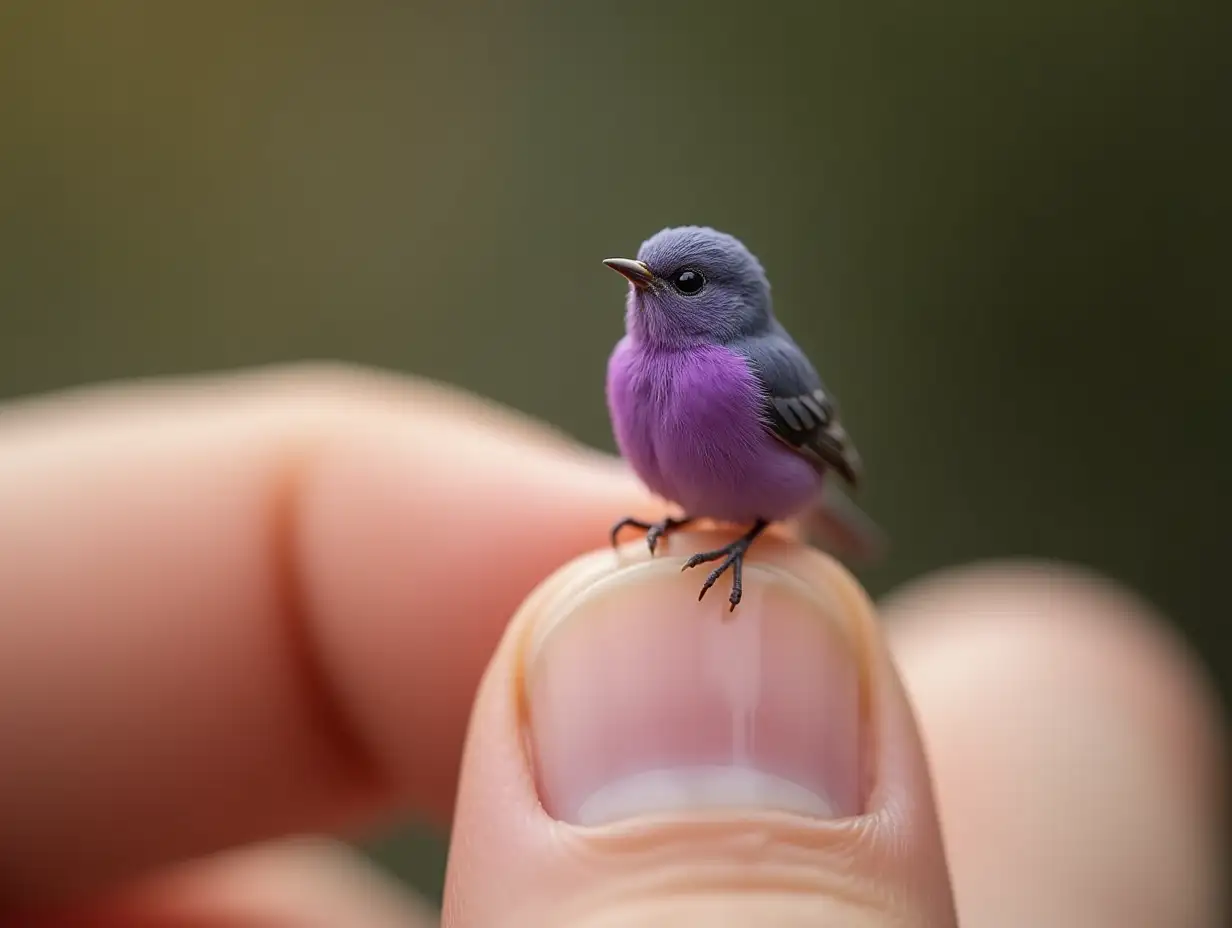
<box><xmin>602</xmin><ymin>257</ymin><xmax>656</xmax><ymax>290</ymax></box>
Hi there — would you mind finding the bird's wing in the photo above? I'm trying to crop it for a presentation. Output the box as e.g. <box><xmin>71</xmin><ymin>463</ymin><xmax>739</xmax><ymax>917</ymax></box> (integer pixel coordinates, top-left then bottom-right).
<box><xmin>733</xmin><ymin>328</ymin><xmax>863</xmax><ymax>487</ymax></box>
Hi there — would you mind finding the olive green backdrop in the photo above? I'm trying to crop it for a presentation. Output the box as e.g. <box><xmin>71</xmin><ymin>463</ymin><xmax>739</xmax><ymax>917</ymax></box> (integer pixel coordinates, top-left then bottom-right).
<box><xmin>2</xmin><ymin>1</ymin><xmax>1227</xmax><ymax>903</ymax></box>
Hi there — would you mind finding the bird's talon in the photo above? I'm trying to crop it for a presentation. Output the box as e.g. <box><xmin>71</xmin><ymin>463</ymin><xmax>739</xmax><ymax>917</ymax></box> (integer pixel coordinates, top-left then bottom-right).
<box><xmin>672</xmin><ymin>519</ymin><xmax>769</xmax><ymax>613</ymax></box>
<box><xmin>611</xmin><ymin>515</ymin><xmax>693</xmax><ymax>555</ymax></box>
<box><xmin>646</xmin><ymin>525</ymin><xmax>665</xmax><ymax>555</ymax></box>
<box><xmin>609</xmin><ymin>517</ymin><xmax>650</xmax><ymax>548</ymax></box>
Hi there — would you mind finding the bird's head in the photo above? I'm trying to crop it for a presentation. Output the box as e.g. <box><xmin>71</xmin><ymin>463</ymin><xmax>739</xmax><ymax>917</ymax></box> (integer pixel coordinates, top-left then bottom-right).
<box><xmin>603</xmin><ymin>226</ymin><xmax>774</xmax><ymax>348</ymax></box>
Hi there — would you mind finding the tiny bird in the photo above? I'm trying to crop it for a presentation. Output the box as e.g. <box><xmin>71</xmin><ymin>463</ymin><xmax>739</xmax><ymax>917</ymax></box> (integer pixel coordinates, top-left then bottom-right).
<box><xmin>604</xmin><ymin>226</ymin><xmax>879</xmax><ymax>610</ymax></box>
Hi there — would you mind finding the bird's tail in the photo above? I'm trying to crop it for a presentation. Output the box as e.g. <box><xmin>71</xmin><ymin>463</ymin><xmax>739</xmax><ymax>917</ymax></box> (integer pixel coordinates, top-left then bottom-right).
<box><xmin>798</xmin><ymin>480</ymin><xmax>887</xmax><ymax>566</ymax></box>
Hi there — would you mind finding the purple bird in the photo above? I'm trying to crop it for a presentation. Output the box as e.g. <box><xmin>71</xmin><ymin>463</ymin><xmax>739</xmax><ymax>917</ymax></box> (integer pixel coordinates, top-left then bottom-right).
<box><xmin>604</xmin><ymin>226</ymin><xmax>877</xmax><ymax>610</ymax></box>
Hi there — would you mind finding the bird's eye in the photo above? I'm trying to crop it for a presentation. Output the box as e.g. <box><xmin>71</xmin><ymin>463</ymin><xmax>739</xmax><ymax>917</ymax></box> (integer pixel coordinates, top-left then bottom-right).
<box><xmin>671</xmin><ymin>268</ymin><xmax>705</xmax><ymax>295</ymax></box>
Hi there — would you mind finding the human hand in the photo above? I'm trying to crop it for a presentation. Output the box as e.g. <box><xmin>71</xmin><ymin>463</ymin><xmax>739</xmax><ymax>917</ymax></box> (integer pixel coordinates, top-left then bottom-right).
<box><xmin>1</xmin><ymin>365</ymin><xmax>1224</xmax><ymax>926</ymax></box>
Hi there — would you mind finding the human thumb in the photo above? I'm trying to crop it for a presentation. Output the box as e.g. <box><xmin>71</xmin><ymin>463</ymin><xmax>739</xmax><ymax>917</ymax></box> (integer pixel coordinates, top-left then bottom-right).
<box><xmin>442</xmin><ymin>529</ymin><xmax>958</xmax><ymax>927</ymax></box>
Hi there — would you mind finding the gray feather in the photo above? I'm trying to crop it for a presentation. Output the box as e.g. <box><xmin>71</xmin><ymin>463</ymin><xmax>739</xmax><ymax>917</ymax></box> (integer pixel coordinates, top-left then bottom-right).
<box><xmin>733</xmin><ymin>324</ymin><xmax>863</xmax><ymax>487</ymax></box>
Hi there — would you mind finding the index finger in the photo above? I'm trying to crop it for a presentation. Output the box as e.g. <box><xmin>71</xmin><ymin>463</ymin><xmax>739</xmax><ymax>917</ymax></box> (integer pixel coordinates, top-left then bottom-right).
<box><xmin>0</xmin><ymin>364</ymin><xmax>653</xmax><ymax>906</ymax></box>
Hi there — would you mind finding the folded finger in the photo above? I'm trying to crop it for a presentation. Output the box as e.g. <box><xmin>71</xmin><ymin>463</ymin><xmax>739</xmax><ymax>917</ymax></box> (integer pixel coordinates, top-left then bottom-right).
<box><xmin>0</xmin><ymin>364</ymin><xmax>655</xmax><ymax>904</ymax></box>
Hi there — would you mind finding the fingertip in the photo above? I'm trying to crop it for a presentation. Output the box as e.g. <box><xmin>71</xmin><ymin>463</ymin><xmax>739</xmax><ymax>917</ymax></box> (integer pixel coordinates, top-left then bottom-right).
<box><xmin>883</xmin><ymin>559</ymin><xmax>1226</xmax><ymax>799</ymax></box>
<box><xmin>444</xmin><ymin>533</ymin><xmax>958</xmax><ymax>926</ymax></box>
<box><xmin>881</xmin><ymin>560</ymin><xmax>1227</xmax><ymax>927</ymax></box>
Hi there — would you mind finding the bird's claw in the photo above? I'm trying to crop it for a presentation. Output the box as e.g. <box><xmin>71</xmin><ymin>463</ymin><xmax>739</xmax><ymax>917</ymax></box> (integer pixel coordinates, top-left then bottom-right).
<box><xmin>610</xmin><ymin>515</ymin><xmax>693</xmax><ymax>555</ymax></box>
<box><xmin>683</xmin><ymin>547</ymin><xmax>745</xmax><ymax>612</ymax></box>
<box><xmin>609</xmin><ymin>517</ymin><xmax>649</xmax><ymax>549</ymax></box>
<box><xmin>696</xmin><ymin>554</ymin><xmax>740</xmax><ymax>599</ymax></box>
<box><xmin>681</xmin><ymin>551</ymin><xmax>713</xmax><ymax>571</ymax></box>
<box><xmin>678</xmin><ymin>519</ymin><xmax>767</xmax><ymax>612</ymax></box>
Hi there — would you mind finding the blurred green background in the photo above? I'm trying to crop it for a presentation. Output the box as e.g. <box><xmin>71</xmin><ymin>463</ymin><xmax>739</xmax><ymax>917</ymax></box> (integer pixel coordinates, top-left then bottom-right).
<box><xmin>2</xmin><ymin>1</ymin><xmax>1227</xmax><ymax>903</ymax></box>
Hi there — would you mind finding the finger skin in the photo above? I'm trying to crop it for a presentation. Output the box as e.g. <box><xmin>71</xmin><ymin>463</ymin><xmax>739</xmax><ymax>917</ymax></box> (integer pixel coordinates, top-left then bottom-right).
<box><xmin>883</xmin><ymin>563</ymin><xmax>1228</xmax><ymax>928</ymax></box>
<box><xmin>443</xmin><ymin>534</ymin><xmax>959</xmax><ymax>927</ymax></box>
<box><xmin>0</xmin><ymin>364</ymin><xmax>655</xmax><ymax>905</ymax></box>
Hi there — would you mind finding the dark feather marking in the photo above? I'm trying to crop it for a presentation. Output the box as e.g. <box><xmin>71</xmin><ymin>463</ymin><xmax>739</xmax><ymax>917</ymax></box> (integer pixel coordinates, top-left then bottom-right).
<box><xmin>800</xmin><ymin>393</ymin><xmax>826</xmax><ymax>421</ymax></box>
<box><xmin>732</xmin><ymin>324</ymin><xmax>863</xmax><ymax>487</ymax></box>
<box><xmin>789</xmin><ymin>397</ymin><xmax>814</xmax><ymax>429</ymax></box>
<box><xmin>773</xmin><ymin>397</ymin><xmax>801</xmax><ymax>429</ymax></box>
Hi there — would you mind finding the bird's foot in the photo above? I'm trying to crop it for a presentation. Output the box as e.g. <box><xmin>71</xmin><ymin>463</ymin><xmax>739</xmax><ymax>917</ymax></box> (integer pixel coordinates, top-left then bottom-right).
<box><xmin>609</xmin><ymin>515</ymin><xmax>694</xmax><ymax>555</ymax></box>
<box><xmin>681</xmin><ymin>520</ymin><xmax>770</xmax><ymax>612</ymax></box>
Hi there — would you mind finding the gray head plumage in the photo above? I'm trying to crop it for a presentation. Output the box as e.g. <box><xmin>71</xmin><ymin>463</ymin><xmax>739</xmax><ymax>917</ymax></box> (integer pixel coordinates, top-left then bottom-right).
<box><xmin>603</xmin><ymin>226</ymin><xmax>775</xmax><ymax>347</ymax></box>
